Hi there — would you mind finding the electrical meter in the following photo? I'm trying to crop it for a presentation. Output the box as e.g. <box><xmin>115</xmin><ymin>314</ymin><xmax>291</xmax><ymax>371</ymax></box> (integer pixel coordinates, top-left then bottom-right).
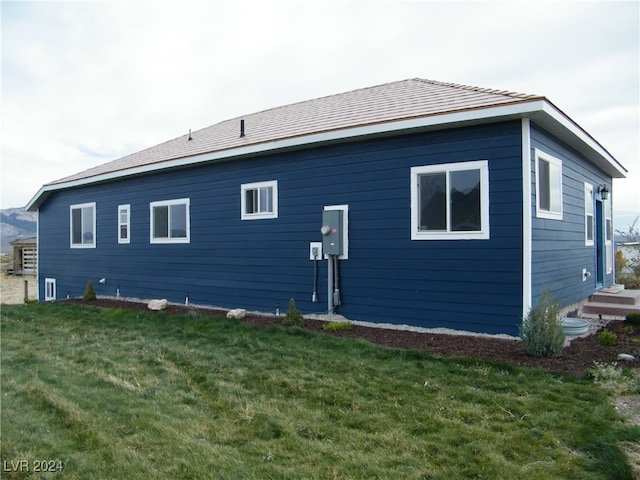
<box><xmin>321</xmin><ymin>209</ymin><xmax>343</xmax><ymax>255</ymax></box>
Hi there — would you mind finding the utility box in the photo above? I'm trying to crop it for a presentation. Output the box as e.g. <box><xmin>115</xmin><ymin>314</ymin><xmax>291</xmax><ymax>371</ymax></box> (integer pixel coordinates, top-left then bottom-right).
<box><xmin>321</xmin><ymin>209</ymin><xmax>343</xmax><ymax>255</ymax></box>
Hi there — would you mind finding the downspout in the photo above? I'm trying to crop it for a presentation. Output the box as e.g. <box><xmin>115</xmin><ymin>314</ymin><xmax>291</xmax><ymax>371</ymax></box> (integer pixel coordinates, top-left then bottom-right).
<box><xmin>35</xmin><ymin>208</ymin><xmax>40</xmax><ymax>301</ymax></box>
<box><xmin>521</xmin><ymin>118</ymin><xmax>533</xmax><ymax>317</ymax></box>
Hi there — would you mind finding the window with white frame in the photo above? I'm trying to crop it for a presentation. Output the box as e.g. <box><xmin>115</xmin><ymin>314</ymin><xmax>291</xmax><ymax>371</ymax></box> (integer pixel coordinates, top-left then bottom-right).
<box><xmin>45</xmin><ymin>278</ymin><xmax>56</xmax><ymax>301</ymax></box>
<box><xmin>118</xmin><ymin>204</ymin><xmax>130</xmax><ymax>244</ymax></box>
<box><xmin>150</xmin><ymin>198</ymin><xmax>190</xmax><ymax>243</ymax></box>
<box><xmin>584</xmin><ymin>183</ymin><xmax>594</xmax><ymax>246</ymax></box>
<box><xmin>535</xmin><ymin>150</ymin><xmax>563</xmax><ymax>220</ymax></box>
<box><xmin>70</xmin><ymin>202</ymin><xmax>96</xmax><ymax>248</ymax></box>
<box><xmin>410</xmin><ymin>160</ymin><xmax>489</xmax><ymax>240</ymax></box>
<box><xmin>241</xmin><ymin>180</ymin><xmax>278</xmax><ymax>220</ymax></box>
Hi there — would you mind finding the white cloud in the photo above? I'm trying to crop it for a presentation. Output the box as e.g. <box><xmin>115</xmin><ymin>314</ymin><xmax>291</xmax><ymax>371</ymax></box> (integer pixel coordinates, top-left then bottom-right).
<box><xmin>2</xmin><ymin>0</ymin><xmax>638</xmax><ymax>229</ymax></box>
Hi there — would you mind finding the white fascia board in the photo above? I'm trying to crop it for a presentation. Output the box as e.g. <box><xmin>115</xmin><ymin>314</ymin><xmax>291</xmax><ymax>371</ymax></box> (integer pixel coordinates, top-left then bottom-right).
<box><xmin>26</xmin><ymin>189</ymin><xmax>45</xmax><ymax>211</ymax></box>
<box><xmin>28</xmin><ymin>99</ymin><xmax>623</xmax><ymax>209</ymax></box>
<box><xmin>538</xmin><ymin>102</ymin><xmax>627</xmax><ymax>178</ymax></box>
<box><xmin>28</xmin><ymin>103</ymin><xmax>541</xmax><ymax>210</ymax></box>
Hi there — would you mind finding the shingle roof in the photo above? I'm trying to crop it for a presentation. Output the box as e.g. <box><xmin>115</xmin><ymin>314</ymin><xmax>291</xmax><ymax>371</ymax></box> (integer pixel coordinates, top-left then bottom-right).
<box><xmin>47</xmin><ymin>78</ymin><xmax>544</xmax><ymax>185</ymax></box>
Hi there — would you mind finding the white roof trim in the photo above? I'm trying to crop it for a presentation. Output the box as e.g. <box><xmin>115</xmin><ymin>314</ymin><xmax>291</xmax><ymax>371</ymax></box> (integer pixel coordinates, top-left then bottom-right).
<box><xmin>26</xmin><ymin>99</ymin><xmax>626</xmax><ymax>210</ymax></box>
<box><xmin>538</xmin><ymin>101</ymin><xmax>625</xmax><ymax>177</ymax></box>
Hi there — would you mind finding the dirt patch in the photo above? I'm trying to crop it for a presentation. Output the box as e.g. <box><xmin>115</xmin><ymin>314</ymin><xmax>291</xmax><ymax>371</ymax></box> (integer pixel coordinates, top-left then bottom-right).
<box><xmin>63</xmin><ymin>298</ymin><xmax>640</xmax><ymax>378</ymax></box>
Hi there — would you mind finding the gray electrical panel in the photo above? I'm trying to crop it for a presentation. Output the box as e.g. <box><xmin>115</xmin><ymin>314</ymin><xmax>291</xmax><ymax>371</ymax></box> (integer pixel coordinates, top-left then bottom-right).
<box><xmin>321</xmin><ymin>209</ymin><xmax>343</xmax><ymax>255</ymax></box>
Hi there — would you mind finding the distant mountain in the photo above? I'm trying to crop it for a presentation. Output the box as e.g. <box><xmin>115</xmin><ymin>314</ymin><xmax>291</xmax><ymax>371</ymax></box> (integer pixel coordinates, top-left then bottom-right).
<box><xmin>1</xmin><ymin>208</ymin><xmax>37</xmax><ymax>253</ymax></box>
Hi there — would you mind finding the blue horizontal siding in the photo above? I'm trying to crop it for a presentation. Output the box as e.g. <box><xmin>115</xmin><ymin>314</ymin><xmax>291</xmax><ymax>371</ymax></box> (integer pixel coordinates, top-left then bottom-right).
<box><xmin>38</xmin><ymin>121</ymin><xmax>524</xmax><ymax>335</ymax></box>
<box><xmin>530</xmin><ymin>124</ymin><xmax>613</xmax><ymax>307</ymax></box>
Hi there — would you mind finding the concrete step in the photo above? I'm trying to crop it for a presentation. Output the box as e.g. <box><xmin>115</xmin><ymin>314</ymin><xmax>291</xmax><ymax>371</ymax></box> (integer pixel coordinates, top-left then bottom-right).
<box><xmin>589</xmin><ymin>289</ymin><xmax>640</xmax><ymax>306</ymax></box>
<box><xmin>583</xmin><ymin>302</ymin><xmax>640</xmax><ymax>318</ymax></box>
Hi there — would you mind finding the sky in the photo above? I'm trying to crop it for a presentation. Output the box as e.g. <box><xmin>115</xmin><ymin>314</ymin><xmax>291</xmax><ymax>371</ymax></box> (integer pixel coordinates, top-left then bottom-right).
<box><xmin>1</xmin><ymin>0</ymin><xmax>639</xmax><ymax>231</ymax></box>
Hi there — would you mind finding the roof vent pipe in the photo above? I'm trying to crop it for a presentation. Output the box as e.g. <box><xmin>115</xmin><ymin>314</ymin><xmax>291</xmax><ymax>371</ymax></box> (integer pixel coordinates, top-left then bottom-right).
<box><xmin>240</xmin><ymin>119</ymin><xmax>245</xmax><ymax>138</ymax></box>
<box><xmin>188</xmin><ymin>129</ymin><xmax>192</xmax><ymax>141</ymax></box>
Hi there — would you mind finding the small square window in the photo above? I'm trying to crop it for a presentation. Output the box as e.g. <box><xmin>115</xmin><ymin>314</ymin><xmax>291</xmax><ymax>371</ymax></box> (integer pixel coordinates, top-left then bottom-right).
<box><xmin>241</xmin><ymin>181</ymin><xmax>278</xmax><ymax>220</ymax></box>
<box><xmin>70</xmin><ymin>202</ymin><xmax>96</xmax><ymax>248</ymax></box>
<box><xmin>535</xmin><ymin>150</ymin><xmax>563</xmax><ymax>220</ymax></box>
<box><xmin>150</xmin><ymin>198</ymin><xmax>190</xmax><ymax>243</ymax></box>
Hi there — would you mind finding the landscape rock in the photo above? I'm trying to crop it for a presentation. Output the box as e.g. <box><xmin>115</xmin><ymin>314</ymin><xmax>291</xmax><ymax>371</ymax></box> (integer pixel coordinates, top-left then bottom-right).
<box><xmin>617</xmin><ymin>353</ymin><xmax>636</xmax><ymax>362</ymax></box>
<box><xmin>227</xmin><ymin>308</ymin><xmax>246</xmax><ymax>319</ymax></box>
<box><xmin>147</xmin><ymin>299</ymin><xmax>168</xmax><ymax>311</ymax></box>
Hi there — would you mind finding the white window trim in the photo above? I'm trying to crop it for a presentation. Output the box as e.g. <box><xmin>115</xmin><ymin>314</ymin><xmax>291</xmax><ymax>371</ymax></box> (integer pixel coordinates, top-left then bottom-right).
<box><xmin>149</xmin><ymin>198</ymin><xmax>190</xmax><ymax>244</ymax></box>
<box><xmin>584</xmin><ymin>183</ymin><xmax>594</xmax><ymax>246</ymax></box>
<box><xmin>241</xmin><ymin>180</ymin><xmax>278</xmax><ymax>220</ymax></box>
<box><xmin>605</xmin><ymin>198</ymin><xmax>613</xmax><ymax>274</ymax></box>
<box><xmin>410</xmin><ymin>160</ymin><xmax>490</xmax><ymax>241</ymax></box>
<box><xmin>535</xmin><ymin>149</ymin><xmax>563</xmax><ymax>220</ymax></box>
<box><xmin>44</xmin><ymin>278</ymin><xmax>56</xmax><ymax>301</ymax></box>
<box><xmin>70</xmin><ymin>202</ymin><xmax>96</xmax><ymax>248</ymax></box>
<box><xmin>118</xmin><ymin>204</ymin><xmax>131</xmax><ymax>244</ymax></box>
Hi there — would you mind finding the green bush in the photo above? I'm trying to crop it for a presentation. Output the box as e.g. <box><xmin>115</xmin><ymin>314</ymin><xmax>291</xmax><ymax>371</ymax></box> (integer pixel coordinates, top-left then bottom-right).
<box><xmin>626</xmin><ymin>313</ymin><xmax>640</xmax><ymax>325</ymax></box>
<box><xmin>282</xmin><ymin>298</ymin><xmax>304</xmax><ymax>327</ymax></box>
<box><xmin>598</xmin><ymin>329</ymin><xmax>617</xmax><ymax>346</ymax></box>
<box><xmin>322</xmin><ymin>321</ymin><xmax>353</xmax><ymax>332</ymax></box>
<box><xmin>519</xmin><ymin>290</ymin><xmax>565</xmax><ymax>357</ymax></box>
<box><xmin>83</xmin><ymin>280</ymin><xmax>97</xmax><ymax>301</ymax></box>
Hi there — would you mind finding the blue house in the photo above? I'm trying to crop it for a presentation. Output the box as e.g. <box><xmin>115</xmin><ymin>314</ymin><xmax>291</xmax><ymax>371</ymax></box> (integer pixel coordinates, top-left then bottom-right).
<box><xmin>27</xmin><ymin>79</ymin><xmax>627</xmax><ymax>335</ymax></box>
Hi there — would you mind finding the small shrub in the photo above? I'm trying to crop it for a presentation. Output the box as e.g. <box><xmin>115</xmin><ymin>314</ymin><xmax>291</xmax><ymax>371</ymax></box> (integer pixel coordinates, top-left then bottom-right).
<box><xmin>282</xmin><ymin>298</ymin><xmax>304</xmax><ymax>327</ymax></box>
<box><xmin>83</xmin><ymin>281</ymin><xmax>97</xmax><ymax>301</ymax></box>
<box><xmin>520</xmin><ymin>290</ymin><xmax>565</xmax><ymax>357</ymax></box>
<box><xmin>322</xmin><ymin>321</ymin><xmax>353</xmax><ymax>332</ymax></box>
<box><xmin>617</xmin><ymin>275</ymin><xmax>640</xmax><ymax>290</ymax></box>
<box><xmin>598</xmin><ymin>329</ymin><xmax>617</xmax><ymax>346</ymax></box>
<box><xmin>589</xmin><ymin>361</ymin><xmax>638</xmax><ymax>395</ymax></box>
<box><xmin>626</xmin><ymin>313</ymin><xmax>640</xmax><ymax>325</ymax></box>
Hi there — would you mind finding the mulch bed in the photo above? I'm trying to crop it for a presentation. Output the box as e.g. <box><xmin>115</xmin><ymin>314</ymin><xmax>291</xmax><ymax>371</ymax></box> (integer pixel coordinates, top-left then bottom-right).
<box><xmin>68</xmin><ymin>299</ymin><xmax>640</xmax><ymax>378</ymax></box>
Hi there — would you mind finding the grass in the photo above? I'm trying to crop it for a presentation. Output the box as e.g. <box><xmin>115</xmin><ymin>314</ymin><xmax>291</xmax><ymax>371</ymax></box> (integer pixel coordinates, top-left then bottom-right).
<box><xmin>1</xmin><ymin>302</ymin><xmax>639</xmax><ymax>479</ymax></box>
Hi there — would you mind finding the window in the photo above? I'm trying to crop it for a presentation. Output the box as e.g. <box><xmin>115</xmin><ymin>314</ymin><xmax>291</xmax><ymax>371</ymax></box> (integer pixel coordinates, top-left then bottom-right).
<box><xmin>411</xmin><ymin>160</ymin><xmax>489</xmax><ymax>240</ymax></box>
<box><xmin>584</xmin><ymin>183</ymin><xmax>594</xmax><ymax>246</ymax></box>
<box><xmin>535</xmin><ymin>150</ymin><xmax>563</xmax><ymax>220</ymax></box>
<box><xmin>70</xmin><ymin>202</ymin><xmax>96</xmax><ymax>248</ymax></box>
<box><xmin>118</xmin><ymin>204</ymin><xmax>130</xmax><ymax>244</ymax></box>
<box><xmin>45</xmin><ymin>278</ymin><xmax>56</xmax><ymax>301</ymax></box>
<box><xmin>241</xmin><ymin>180</ymin><xmax>278</xmax><ymax>220</ymax></box>
<box><xmin>150</xmin><ymin>198</ymin><xmax>190</xmax><ymax>243</ymax></box>
<box><xmin>605</xmin><ymin>199</ymin><xmax>613</xmax><ymax>274</ymax></box>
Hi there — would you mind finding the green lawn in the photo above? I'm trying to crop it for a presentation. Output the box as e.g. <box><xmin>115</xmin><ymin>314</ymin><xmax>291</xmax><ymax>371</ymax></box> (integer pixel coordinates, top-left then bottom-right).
<box><xmin>1</xmin><ymin>302</ymin><xmax>638</xmax><ymax>479</ymax></box>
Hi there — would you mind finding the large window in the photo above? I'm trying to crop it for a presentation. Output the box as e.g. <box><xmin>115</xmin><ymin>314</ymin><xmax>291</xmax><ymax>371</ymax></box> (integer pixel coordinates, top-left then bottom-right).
<box><xmin>241</xmin><ymin>180</ymin><xmax>278</xmax><ymax>220</ymax></box>
<box><xmin>150</xmin><ymin>198</ymin><xmax>190</xmax><ymax>243</ymax></box>
<box><xmin>70</xmin><ymin>202</ymin><xmax>96</xmax><ymax>248</ymax></box>
<box><xmin>411</xmin><ymin>160</ymin><xmax>489</xmax><ymax>240</ymax></box>
<box><xmin>584</xmin><ymin>183</ymin><xmax>594</xmax><ymax>246</ymax></box>
<box><xmin>535</xmin><ymin>150</ymin><xmax>563</xmax><ymax>220</ymax></box>
<box><xmin>118</xmin><ymin>204</ymin><xmax>130</xmax><ymax>244</ymax></box>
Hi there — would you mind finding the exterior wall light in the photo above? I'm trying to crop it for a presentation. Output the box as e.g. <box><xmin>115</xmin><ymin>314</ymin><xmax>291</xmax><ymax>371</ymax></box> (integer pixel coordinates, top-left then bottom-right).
<box><xmin>598</xmin><ymin>185</ymin><xmax>609</xmax><ymax>201</ymax></box>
